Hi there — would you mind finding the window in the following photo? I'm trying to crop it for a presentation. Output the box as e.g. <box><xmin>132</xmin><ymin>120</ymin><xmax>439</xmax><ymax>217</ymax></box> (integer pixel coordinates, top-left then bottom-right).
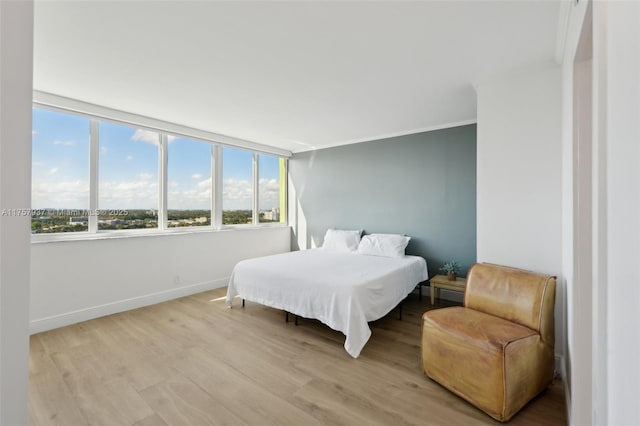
<box><xmin>31</xmin><ymin>108</ymin><xmax>90</xmax><ymax>233</ymax></box>
<box><xmin>31</xmin><ymin>104</ymin><xmax>287</xmax><ymax>237</ymax></box>
<box><xmin>258</xmin><ymin>154</ymin><xmax>285</xmax><ymax>223</ymax></box>
<box><xmin>98</xmin><ymin>123</ymin><xmax>159</xmax><ymax>230</ymax></box>
<box><xmin>222</xmin><ymin>146</ymin><xmax>253</xmax><ymax>225</ymax></box>
<box><xmin>167</xmin><ymin>136</ymin><xmax>212</xmax><ymax>227</ymax></box>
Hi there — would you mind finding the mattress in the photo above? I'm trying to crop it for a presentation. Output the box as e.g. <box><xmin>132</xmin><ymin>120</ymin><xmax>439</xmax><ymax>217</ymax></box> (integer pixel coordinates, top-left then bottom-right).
<box><xmin>225</xmin><ymin>249</ymin><xmax>428</xmax><ymax>358</ymax></box>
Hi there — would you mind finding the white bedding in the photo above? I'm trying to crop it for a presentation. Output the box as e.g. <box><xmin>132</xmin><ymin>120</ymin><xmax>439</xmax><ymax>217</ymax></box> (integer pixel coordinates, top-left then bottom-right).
<box><xmin>225</xmin><ymin>249</ymin><xmax>428</xmax><ymax>358</ymax></box>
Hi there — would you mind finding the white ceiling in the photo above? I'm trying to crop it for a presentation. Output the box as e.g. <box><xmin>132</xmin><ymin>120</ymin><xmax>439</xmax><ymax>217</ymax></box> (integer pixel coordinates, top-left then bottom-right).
<box><xmin>34</xmin><ymin>1</ymin><xmax>562</xmax><ymax>153</ymax></box>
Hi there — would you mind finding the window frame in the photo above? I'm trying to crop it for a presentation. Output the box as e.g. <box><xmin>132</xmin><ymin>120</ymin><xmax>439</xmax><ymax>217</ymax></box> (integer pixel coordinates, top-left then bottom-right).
<box><xmin>257</xmin><ymin>153</ymin><xmax>286</xmax><ymax>225</ymax></box>
<box><xmin>164</xmin><ymin>134</ymin><xmax>215</xmax><ymax>230</ymax></box>
<box><xmin>31</xmin><ymin>102</ymin><xmax>289</xmax><ymax>242</ymax></box>
<box><xmin>220</xmin><ymin>145</ymin><xmax>256</xmax><ymax>227</ymax></box>
<box><xmin>95</xmin><ymin>119</ymin><xmax>161</xmax><ymax>232</ymax></box>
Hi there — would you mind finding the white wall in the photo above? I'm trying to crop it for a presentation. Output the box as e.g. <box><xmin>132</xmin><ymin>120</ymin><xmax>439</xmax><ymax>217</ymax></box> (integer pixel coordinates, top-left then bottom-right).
<box><xmin>31</xmin><ymin>227</ymin><xmax>290</xmax><ymax>333</ymax></box>
<box><xmin>560</xmin><ymin>2</ymin><xmax>640</xmax><ymax>425</ymax></box>
<box><xmin>602</xmin><ymin>2</ymin><xmax>640</xmax><ymax>424</ymax></box>
<box><xmin>0</xmin><ymin>1</ymin><xmax>33</xmax><ymax>424</ymax></box>
<box><xmin>561</xmin><ymin>0</ymin><xmax>593</xmax><ymax>423</ymax></box>
<box><xmin>476</xmin><ymin>65</ymin><xmax>563</xmax><ymax>358</ymax></box>
<box><xmin>477</xmin><ymin>65</ymin><xmax>562</xmax><ymax>274</ymax></box>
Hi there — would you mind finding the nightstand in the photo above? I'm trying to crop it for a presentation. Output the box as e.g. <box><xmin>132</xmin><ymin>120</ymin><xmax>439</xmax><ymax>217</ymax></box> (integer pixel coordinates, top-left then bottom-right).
<box><xmin>429</xmin><ymin>274</ymin><xmax>466</xmax><ymax>305</ymax></box>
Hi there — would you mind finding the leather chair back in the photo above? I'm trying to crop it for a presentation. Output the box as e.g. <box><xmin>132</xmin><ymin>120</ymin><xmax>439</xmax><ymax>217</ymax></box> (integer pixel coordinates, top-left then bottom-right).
<box><xmin>464</xmin><ymin>263</ymin><xmax>556</xmax><ymax>346</ymax></box>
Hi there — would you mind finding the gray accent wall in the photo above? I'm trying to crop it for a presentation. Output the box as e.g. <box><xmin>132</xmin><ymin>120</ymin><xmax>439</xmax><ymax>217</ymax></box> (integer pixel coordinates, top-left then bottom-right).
<box><xmin>289</xmin><ymin>124</ymin><xmax>476</xmax><ymax>278</ymax></box>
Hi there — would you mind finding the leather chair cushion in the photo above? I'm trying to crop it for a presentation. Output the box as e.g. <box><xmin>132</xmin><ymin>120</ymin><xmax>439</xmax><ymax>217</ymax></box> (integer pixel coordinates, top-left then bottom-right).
<box><xmin>424</xmin><ymin>306</ymin><xmax>537</xmax><ymax>350</ymax></box>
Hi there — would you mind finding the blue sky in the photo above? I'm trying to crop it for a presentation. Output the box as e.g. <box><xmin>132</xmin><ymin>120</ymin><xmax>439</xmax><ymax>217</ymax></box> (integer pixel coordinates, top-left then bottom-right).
<box><xmin>32</xmin><ymin>108</ymin><xmax>90</xmax><ymax>209</ymax></box>
<box><xmin>32</xmin><ymin>107</ymin><xmax>281</xmax><ymax>211</ymax></box>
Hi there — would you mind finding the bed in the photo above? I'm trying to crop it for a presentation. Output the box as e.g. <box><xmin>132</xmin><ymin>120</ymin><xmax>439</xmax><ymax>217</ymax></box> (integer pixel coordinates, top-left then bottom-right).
<box><xmin>225</xmin><ymin>248</ymin><xmax>428</xmax><ymax>358</ymax></box>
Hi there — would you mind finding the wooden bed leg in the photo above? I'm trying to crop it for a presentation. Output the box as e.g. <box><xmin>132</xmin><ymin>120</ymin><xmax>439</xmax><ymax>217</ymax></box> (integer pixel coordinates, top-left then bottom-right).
<box><xmin>285</xmin><ymin>311</ymin><xmax>289</xmax><ymax>322</ymax></box>
<box><xmin>295</xmin><ymin>315</ymin><xmax>298</xmax><ymax>326</ymax></box>
<box><xmin>242</xmin><ymin>299</ymin><xmax>245</xmax><ymax>308</ymax></box>
<box><xmin>399</xmin><ymin>302</ymin><xmax>403</xmax><ymax>320</ymax></box>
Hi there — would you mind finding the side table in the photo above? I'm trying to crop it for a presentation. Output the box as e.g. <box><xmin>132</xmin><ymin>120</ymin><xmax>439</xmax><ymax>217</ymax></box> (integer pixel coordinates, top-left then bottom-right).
<box><xmin>430</xmin><ymin>274</ymin><xmax>466</xmax><ymax>305</ymax></box>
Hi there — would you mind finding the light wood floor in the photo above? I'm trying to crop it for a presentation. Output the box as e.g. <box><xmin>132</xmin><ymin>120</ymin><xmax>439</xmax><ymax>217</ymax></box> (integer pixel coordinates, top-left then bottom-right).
<box><xmin>29</xmin><ymin>287</ymin><xmax>566</xmax><ymax>426</ymax></box>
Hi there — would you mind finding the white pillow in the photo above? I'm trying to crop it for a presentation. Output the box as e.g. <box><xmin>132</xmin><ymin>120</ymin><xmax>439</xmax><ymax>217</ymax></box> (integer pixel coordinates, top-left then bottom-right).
<box><xmin>322</xmin><ymin>229</ymin><xmax>362</xmax><ymax>253</ymax></box>
<box><xmin>357</xmin><ymin>233</ymin><xmax>411</xmax><ymax>258</ymax></box>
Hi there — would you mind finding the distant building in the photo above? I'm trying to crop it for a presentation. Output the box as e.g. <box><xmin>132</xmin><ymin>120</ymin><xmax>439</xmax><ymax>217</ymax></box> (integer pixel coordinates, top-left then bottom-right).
<box><xmin>262</xmin><ymin>208</ymin><xmax>280</xmax><ymax>221</ymax></box>
<box><xmin>68</xmin><ymin>217</ymin><xmax>88</xmax><ymax>225</ymax></box>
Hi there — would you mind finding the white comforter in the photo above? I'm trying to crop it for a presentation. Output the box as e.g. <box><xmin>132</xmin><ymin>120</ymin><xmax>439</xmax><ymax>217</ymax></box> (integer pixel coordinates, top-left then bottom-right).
<box><xmin>225</xmin><ymin>249</ymin><xmax>428</xmax><ymax>358</ymax></box>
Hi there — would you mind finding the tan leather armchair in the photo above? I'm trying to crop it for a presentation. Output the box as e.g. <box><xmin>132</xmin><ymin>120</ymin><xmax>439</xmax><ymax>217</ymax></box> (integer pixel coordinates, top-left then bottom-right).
<box><xmin>421</xmin><ymin>263</ymin><xmax>556</xmax><ymax>422</ymax></box>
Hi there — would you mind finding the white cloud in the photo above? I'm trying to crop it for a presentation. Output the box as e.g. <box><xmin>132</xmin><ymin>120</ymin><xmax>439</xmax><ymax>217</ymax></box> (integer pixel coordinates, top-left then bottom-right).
<box><xmin>31</xmin><ymin>170</ymin><xmax>280</xmax><ymax>213</ymax></box>
<box><xmin>32</xmin><ymin>180</ymin><xmax>89</xmax><ymax>209</ymax></box>
<box><xmin>131</xmin><ymin>130</ymin><xmax>177</xmax><ymax>145</ymax></box>
<box><xmin>53</xmin><ymin>140</ymin><xmax>76</xmax><ymax>146</ymax></box>
<box><xmin>33</xmin><ymin>161</ymin><xmax>45</xmax><ymax>167</ymax></box>
<box><xmin>136</xmin><ymin>173</ymin><xmax>154</xmax><ymax>181</ymax></box>
<box><xmin>197</xmin><ymin>177</ymin><xmax>211</xmax><ymax>189</ymax></box>
<box><xmin>222</xmin><ymin>178</ymin><xmax>252</xmax><ymax>210</ymax></box>
<box><xmin>32</xmin><ymin>173</ymin><xmax>162</xmax><ymax>210</ymax></box>
<box><xmin>259</xmin><ymin>178</ymin><xmax>281</xmax><ymax>210</ymax></box>
<box><xmin>125</xmin><ymin>155</ymin><xmax>134</xmax><ymax>161</ymax></box>
<box><xmin>32</xmin><ymin>130</ymin><xmax>38</xmax><ymax>136</ymax></box>
<box><xmin>100</xmin><ymin>147</ymin><xmax>108</xmax><ymax>155</ymax></box>
<box><xmin>191</xmin><ymin>173</ymin><xmax>203</xmax><ymax>179</ymax></box>
<box><xmin>98</xmin><ymin>179</ymin><xmax>158</xmax><ymax>209</ymax></box>
<box><xmin>165</xmin><ymin>177</ymin><xmax>213</xmax><ymax>210</ymax></box>
<box><xmin>131</xmin><ymin>129</ymin><xmax>160</xmax><ymax>145</ymax></box>
<box><xmin>167</xmin><ymin>188</ymin><xmax>211</xmax><ymax>210</ymax></box>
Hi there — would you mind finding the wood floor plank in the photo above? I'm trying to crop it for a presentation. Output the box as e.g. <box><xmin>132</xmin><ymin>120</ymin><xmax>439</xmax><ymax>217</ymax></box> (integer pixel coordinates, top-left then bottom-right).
<box><xmin>29</xmin><ymin>334</ymin><xmax>46</xmax><ymax>354</ymax></box>
<box><xmin>29</xmin><ymin>287</ymin><xmax>566</xmax><ymax>426</ymax></box>
<box><xmin>132</xmin><ymin>413</ymin><xmax>169</xmax><ymax>426</ymax></box>
<box><xmin>291</xmin><ymin>376</ymin><xmax>416</xmax><ymax>426</ymax></box>
<box><xmin>189</xmin><ymin>329</ymin><xmax>315</xmax><ymax>400</ymax></box>
<box><xmin>50</xmin><ymin>347</ymin><xmax>155</xmax><ymax>425</ymax></box>
<box><xmin>167</xmin><ymin>347</ymin><xmax>322</xmax><ymax>426</ymax></box>
<box><xmin>28</xmin><ymin>352</ymin><xmax>89</xmax><ymax>426</ymax></box>
<box><xmin>39</xmin><ymin>319</ymin><xmax>105</xmax><ymax>354</ymax></box>
<box><xmin>81</xmin><ymin>378</ymin><xmax>155</xmax><ymax>426</ymax></box>
<box><xmin>139</xmin><ymin>379</ymin><xmax>248</xmax><ymax>426</ymax></box>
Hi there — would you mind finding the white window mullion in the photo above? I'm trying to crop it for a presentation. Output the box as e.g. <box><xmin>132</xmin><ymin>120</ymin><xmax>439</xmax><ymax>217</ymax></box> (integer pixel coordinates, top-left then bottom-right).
<box><xmin>212</xmin><ymin>144</ymin><xmax>222</xmax><ymax>229</ymax></box>
<box><xmin>282</xmin><ymin>158</ymin><xmax>288</xmax><ymax>225</ymax></box>
<box><xmin>158</xmin><ymin>134</ymin><xmax>168</xmax><ymax>230</ymax></box>
<box><xmin>88</xmin><ymin>119</ymin><xmax>99</xmax><ymax>233</ymax></box>
<box><xmin>252</xmin><ymin>152</ymin><xmax>259</xmax><ymax>225</ymax></box>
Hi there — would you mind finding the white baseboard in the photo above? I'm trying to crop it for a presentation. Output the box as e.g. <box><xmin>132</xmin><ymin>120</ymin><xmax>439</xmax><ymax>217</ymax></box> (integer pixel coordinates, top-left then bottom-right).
<box><xmin>559</xmin><ymin>353</ymin><xmax>572</xmax><ymax>425</ymax></box>
<box><xmin>29</xmin><ymin>277</ymin><xmax>229</xmax><ymax>335</ymax></box>
<box><xmin>555</xmin><ymin>353</ymin><xmax>563</xmax><ymax>378</ymax></box>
